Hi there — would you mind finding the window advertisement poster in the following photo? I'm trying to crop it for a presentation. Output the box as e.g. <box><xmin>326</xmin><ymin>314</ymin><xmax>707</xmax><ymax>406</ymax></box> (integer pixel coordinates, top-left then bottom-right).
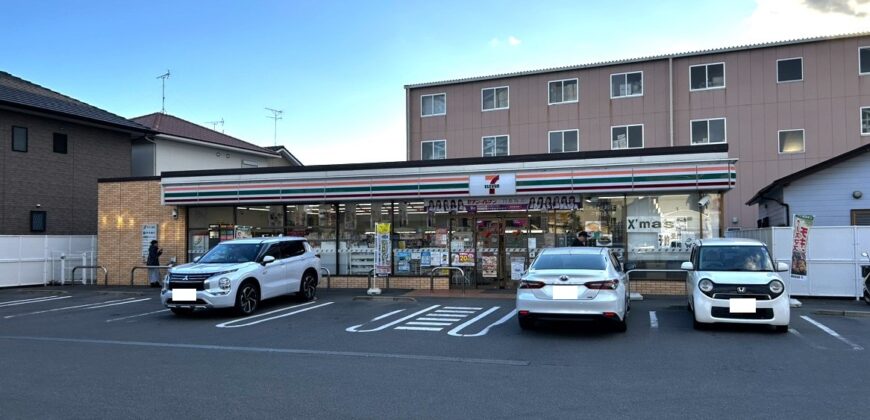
<box><xmin>141</xmin><ymin>224</ymin><xmax>158</xmax><ymax>258</ymax></box>
<box><xmin>452</xmin><ymin>250</ymin><xmax>475</xmax><ymax>267</ymax></box>
<box><xmin>421</xmin><ymin>251</ymin><xmax>432</xmax><ymax>266</ymax></box>
<box><xmin>790</xmin><ymin>215</ymin><xmax>814</xmax><ymax>279</ymax></box>
<box><xmin>374</xmin><ymin>223</ymin><xmax>392</xmax><ymax>276</ymax></box>
<box><xmin>191</xmin><ymin>235</ymin><xmax>209</xmax><ymax>255</ymax></box>
<box><xmin>396</xmin><ymin>250</ymin><xmax>411</xmax><ymax>273</ymax></box>
<box><xmin>511</xmin><ymin>257</ymin><xmax>526</xmax><ymax>280</ymax></box>
<box><xmin>482</xmin><ymin>255</ymin><xmax>498</xmax><ymax>277</ymax></box>
<box><xmin>235</xmin><ymin>226</ymin><xmax>252</xmax><ymax>239</ymax></box>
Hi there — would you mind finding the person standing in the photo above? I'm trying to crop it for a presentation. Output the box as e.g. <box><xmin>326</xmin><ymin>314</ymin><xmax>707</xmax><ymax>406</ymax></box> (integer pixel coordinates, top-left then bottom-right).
<box><xmin>147</xmin><ymin>240</ymin><xmax>163</xmax><ymax>287</ymax></box>
<box><xmin>571</xmin><ymin>231</ymin><xmax>589</xmax><ymax>247</ymax></box>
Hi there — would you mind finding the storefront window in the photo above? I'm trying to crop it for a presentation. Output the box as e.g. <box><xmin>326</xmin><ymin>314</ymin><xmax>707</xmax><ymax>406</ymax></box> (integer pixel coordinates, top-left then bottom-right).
<box><xmin>286</xmin><ymin>204</ymin><xmax>337</xmax><ymax>274</ymax></box>
<box><xmin>187</xmin><ymin>206</ymin><xmax>234</xmax><ymax>260</ymax></box>
<box><xmin>338</xmin><ymin>202</ymin><xmax>391</xmax><ymax>275</ymax></box>
<box><xmin>235</xmin><ymin>205</ymin><xmax>284</xmax><ymax>238</ymax></box>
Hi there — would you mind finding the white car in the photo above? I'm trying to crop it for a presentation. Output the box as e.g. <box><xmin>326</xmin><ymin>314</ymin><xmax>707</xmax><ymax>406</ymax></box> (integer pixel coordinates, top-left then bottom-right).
<box><xmin>516</xmin><ymin>247</ymin><xmax>629</xmax><ymax>332</ymax></box>
<box><xmin>682</xmin><ymin>238</ymin><xmax>790</xmax><ymax>333</ymax></box>
<box><xmin>161</xmin><ymin>237</ymin><xmax>321</xmax><ymax>316</ymax></box>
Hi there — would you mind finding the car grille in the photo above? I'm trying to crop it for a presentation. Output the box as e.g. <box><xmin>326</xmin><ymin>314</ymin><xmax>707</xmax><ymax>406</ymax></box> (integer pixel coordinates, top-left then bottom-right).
<box><xmin>169</xmin><ymin>273</ymin><xmax>213</xmax><ymax>282</ymax></box>
<box><xmin>710</xmin><ymin>284</ymin><xmax>774</xmax><ymax>300</ymax></box>
<box><xmin>710</xmin><ymin>307</ymin><xmax>774</xmax><ymax>320</ymax></box>
<box><xmin>168</xmin><ymin>273</ymin><xmax>215</xmax><ymax>291</ymax></box>
<box><xmin>712</xmin><ymin>293</ymin><xmax>771</xmax><ymax>300</ymax></box>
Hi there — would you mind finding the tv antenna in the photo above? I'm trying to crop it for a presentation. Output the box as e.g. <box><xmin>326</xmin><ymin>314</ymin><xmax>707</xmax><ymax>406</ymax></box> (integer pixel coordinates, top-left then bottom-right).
<box><xmin>265</xmin><ymin>107</ymin><xmax>283</xmax><ymax>146</ymax></box>
<box><xmin>206</xmin><ymin>118</ymin><xmax>225</xmax><ymax>132</ymax></box>
<box><xmin>156</xmin><ymin>70</ymin><xmax>170</xmax><ymax>113</ymax></box>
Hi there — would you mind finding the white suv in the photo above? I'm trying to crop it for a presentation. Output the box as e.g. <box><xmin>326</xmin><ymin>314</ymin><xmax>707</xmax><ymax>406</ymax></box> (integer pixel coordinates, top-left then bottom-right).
<box><xmin>682</xmin><ymin>238</ymin><xmax>790</xmax><ymax>333</ymax></box>
<box><xmin>161</xmin><ymin>237</ymin><xmax>321</xmax><ymax>316</ymax></box>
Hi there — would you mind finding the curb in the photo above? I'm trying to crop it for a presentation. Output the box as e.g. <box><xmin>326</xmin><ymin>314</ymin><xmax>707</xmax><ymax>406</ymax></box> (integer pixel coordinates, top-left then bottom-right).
<box><xmin>813</xmin><ymin>309</ymin><xmax>870</xmax><ymax>318</ymax></box>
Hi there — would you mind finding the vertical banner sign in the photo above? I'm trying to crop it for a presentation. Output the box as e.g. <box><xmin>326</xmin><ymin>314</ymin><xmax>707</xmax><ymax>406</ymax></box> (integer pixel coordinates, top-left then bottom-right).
<box><xmin>375</xmin><ymin>223</ymin><xmax>392</xmax><ymax>277</ymax></box>
<box><xmin>790</xmin><ymin>215</ymin><xmax>814</xmax><ymax>279</ymax></box>
<box><xmin>141</xmin><ymin>224</ymin><xmax>158</xmax><ymax>259</ymax></box>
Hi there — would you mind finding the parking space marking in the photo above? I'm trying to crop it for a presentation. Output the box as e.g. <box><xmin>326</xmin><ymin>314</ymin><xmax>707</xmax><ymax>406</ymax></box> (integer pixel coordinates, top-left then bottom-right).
<box><xmin>418</xmin><ymin>317</ymin><xmax>462</xmax><ymax>322</ymax></box>
<box><xmin>86</xmin><ymin>298</ymin><xmax>151</xmax><ymax>309</ymax></box>
<box><xmin>801</xmin><ymin>315</ymin><xmax>864</xmax><ymax>351</ymax></box>
<box><xmin>3</xmin><ymin>297</ymin><xmax>139</xmax><ymax>319</ymax></box>
<box><xmin>649</xmin><ymin>311</ymin><xmax>658</xmax><ymax>328</ymax></box>
<box><xmin>447</xmin><ymin>308</ymin><xmax>516</xmax><ymax>338</ymax></box>
<box><xmin>106</xmin><ymin>309</ymin><xmax>170</xmax><ymax>323</ymax></box>
<box><xmin>788</xmin><ymin>328</ymin><xmax>827</xmax><ymax>350</ymax></box>
<box><xmin>442</xmin><ymin>306</ymin><xmax>482</xmax><ymax>310</ymax></box>
<box><xmin>395</xmin><ymin>326</ymin><xmax>444</xmax><ymax>332</ymax></box>
<box><xmin>216</xmin><ymin>301</ymin><xmax>334</xmax><ymax>328</ymax></box>
<box><xmin>347</xmin><ymin>305</ymin><xmax>441</xmax><ymax>333</ymax></box>
<box><xmin>0</xmin><ymin>296</ymin><xmax>71</xmax><ymax>308</ymax></box>
<box><xmin>434</xmin><ymin>309</ymin><xmax>476</xmax><ymax>314</ymax></box>
<box><xmin>373</xmin><ymin>309</ymin><xmax>405</xmax><ymax>321</ymax></box>
<box><xmin>406</xmin><ymin>321</ymin><xmax>453</xmax><ymax>326</ymax></box>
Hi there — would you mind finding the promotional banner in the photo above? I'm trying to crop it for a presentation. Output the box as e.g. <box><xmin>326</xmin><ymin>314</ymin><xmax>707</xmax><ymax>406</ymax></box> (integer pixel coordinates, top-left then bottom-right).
<box><xmin>374</xmin><ymin>223</ymin><xmax>392</xmax><ymax>276</ymax></box>
<box><xmin>790</xmin><ymin>215</ymin><xmax>814</xmax><ymax>279</ymax></box>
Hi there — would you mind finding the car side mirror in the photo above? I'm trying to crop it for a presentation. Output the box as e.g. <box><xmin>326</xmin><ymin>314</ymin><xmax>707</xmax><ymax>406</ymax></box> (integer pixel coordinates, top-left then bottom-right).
<box><xmin>262</xmin><ymin>255</ymin><xmax>276</xmax><ymax>266</ymax></box>
<box><xmin>680</xmin><ymin>262</ymin><xmax>694</xmax><ymax>271</ymax></box>
<box><xmin>193</xmin><ymin>256</ymin><xmax>201</xmax><ymax>263</ymax></box>
<box><xmin>776</xmin><ymin>262</ymin><xmax>789</xmax><ymax>272</ymax></box>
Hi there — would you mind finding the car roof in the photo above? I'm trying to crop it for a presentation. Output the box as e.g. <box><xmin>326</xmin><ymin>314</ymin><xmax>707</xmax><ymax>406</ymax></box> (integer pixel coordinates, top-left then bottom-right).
<box><xmin>221</xmin><ymin>236</ymin><xmax>306</xmax><ymax>244</ymax></box>
<box><xmin>697</xmin><ymin>238</ymin><xmax>766</xmax><ymax>247</ymax></box>
<box><xmin>539</xmin><ymin>247</ymin><xmax>607</xmax><ymax>255</ymax></box>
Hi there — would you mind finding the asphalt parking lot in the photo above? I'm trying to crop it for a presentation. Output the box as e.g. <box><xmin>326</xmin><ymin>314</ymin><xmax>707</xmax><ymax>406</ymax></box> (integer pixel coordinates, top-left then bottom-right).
<box><xmin>1</xmin><ymin>287</ymin><xmax>869</xmax><ymax>419</ymax></box>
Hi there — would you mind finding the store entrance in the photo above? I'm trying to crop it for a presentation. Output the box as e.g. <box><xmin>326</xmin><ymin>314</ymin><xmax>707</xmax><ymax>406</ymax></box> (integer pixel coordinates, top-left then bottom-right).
<box><xmin>469</xmin><ymin>213</ymin><xmax>529</xmax><ymax>289</ymax></box>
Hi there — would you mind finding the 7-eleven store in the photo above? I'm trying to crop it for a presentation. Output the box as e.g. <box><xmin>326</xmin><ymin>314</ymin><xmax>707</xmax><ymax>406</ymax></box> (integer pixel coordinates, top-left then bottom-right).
<box><xmin>125</xmin><ymin>145</ymin><xmax>736</xmax><ymax>291</ymax></box>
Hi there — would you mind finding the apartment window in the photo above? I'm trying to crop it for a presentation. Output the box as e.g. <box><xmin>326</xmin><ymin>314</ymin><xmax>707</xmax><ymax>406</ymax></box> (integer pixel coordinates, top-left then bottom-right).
<box><xmin>860</xmin><ymin>47</ymin><xmax>870</xmax><ymax>75</ymax></box>
<box><xmin>777</xmin><ymin>58</ymin><xmax>803</xmax><ymax>83</ymax></box>
<box><xmin>690</xmin><ymin>63</ymin><xmax>725</xmax><ymax>90</ymax></box>
<box><xmin>421</xmin><ymin>140</ymin><xmax>446</xmax><ymax>160</ymax></box>
<box><xmin>611</xmin><ymin>125</ymin><xmax>643</xmax><ymax>150</ymax></box>
<box><xmin>30</xmin><ymin>211</ymin><xmax>46</xmax><ymax>233</ymax></box>
<box><xmin>691</xmin><ymin>118</ymin><xmax>726</xmax><ymax>144</ymax></box>
<box><xmin>421</xmin><ymin>93</ymin><xmax>446</xmax><ymax>117</ymax></box>
<box><xmin>610</xmin><ymin>71</ymin><xmax>643</xmax><ymax>98</ymax></box>
<box><xmin>12</xmin><ymin>126</ymin><xmax>27</xmax><ymax>152</ymax></box>
<box><xmin>481</xmin><ymin>87</ymin><xmax>509</xmax><ymax>111</ymax></box>
<box><xmin>482</xmin><ymin>135</ymin><xmax>509</xmax><ymax>157</ymax></box>
<box><xmin>53</xmin><ymin>133</ymin><xmax>68</xmax><ymax>154</ymax></box>
<box><xmin>862</xmin><ymin>107</ymin><xmax>870</xmax><ymax>135</ymax></box>
<box><xmin>778</xmin><ymin>129</ymin><xmax>805</xmax><ymax>154</ymax></box>
<box><xmin>548</xmin><ymin>79</ymin><xmax>578</xmax><ymax>104</ymax></box>
<box><xmin>241</xmin><ymin>160</ymin><xmax>258</xmax><ymax>168</ymax></box>
<box><xmin>548</xmin><ymin>130</ymin><xmax>579</xmax><ymax>153</ymax></box>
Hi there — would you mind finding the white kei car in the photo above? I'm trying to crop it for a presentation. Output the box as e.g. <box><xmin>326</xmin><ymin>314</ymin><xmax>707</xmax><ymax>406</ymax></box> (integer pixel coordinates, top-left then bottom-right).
<box><xmin>682</xmin><ymin>238</ymin><xmax>790</xmax><ymax>333</ymax></box>
<box><xmin>161</xmin><ymin>237</ymin><xmax>321</xmax><ymax>316</ymax></box>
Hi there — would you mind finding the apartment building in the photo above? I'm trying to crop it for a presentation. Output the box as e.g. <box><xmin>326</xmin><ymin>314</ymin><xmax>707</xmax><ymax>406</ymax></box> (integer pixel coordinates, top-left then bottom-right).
<box><xmin>405</xmin><ymin>33</ymin><xmax>870</xmax><ymax>229</ymax></box>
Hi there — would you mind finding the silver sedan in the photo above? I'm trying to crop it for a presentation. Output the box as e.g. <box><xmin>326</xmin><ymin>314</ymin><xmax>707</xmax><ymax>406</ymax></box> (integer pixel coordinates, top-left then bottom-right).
<box><xmin>516</xmin><ymin>247</ymin><xmax>629</xmax><ymax>332</ymax></box>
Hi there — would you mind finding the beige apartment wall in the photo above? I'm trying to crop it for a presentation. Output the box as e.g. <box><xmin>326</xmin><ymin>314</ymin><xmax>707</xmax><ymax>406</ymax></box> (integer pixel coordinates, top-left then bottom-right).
<box><xmin>98</xmin><ymin>180</ymin><xmax>187</xmax><ymax>285</ymax></box>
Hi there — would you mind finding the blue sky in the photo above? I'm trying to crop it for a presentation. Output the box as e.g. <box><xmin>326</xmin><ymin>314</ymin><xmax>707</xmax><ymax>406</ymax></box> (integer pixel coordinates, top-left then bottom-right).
<box><xmin>2</xmin><ymin>0</ymin><xmax>868</xmax><ymax>164</ymax></box>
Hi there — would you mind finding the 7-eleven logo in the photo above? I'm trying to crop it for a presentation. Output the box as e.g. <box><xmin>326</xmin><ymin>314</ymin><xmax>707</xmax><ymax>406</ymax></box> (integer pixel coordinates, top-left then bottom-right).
<box><xmin>486</xmin><ymin>175</ymin><xmax>500</xmax><ymax>194</ymax></box>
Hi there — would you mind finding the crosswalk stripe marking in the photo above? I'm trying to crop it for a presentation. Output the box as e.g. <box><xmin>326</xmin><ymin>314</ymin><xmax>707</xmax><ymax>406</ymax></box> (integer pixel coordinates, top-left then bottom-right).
<box><xmin>417</xmin><ymin>317</ymin><xmax>461</xmax><ymax>322</ymax></box>
<box><xmin>434</xmin><ymin>310</ymin><xmax>476</xmax><ymax>314</ymax></box>
<box><xmin>395</xmin><ymin>326</ymin><xmax>443</xmax><ymax>332</ymax></box>
<box><xmin>347</xmin><ymin>305</ymin><xmax>441</xmax><ymax>333</ymax></box>
<box><xmin>406</xmin><ymin>321</ymin><xmax>453</xmax><ymax>326</ymax></box>
<box><xmin>443</xmin><ymin>306</ymin><xmax>483</xmax><ymax>310</ymax></box>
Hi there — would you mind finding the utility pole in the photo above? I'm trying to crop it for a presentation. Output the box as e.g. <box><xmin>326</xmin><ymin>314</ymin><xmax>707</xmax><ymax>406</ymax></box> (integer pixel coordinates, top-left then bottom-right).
<box><xmin>156</xmin><ymin>70</ymin><xmax>170</xmax><ymax>113</ymax></box>
<box><xmin>206</xmin><ymin>118</ymin><xmax>225</xmax><ymax>132</ymax></box>
<box><xmin>265</xmin><ymin>107</ymin><xmax>283</xmax><ymax>146</ymax></box>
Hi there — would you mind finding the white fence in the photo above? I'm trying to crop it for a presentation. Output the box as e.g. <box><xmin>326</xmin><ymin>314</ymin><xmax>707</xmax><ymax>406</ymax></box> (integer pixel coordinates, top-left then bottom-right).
<box><xmin>727</xmin><ymin>227</ymin><xmax>870</xmax><ymax>298</ymax></box>
<box><xmin>0</xmin><ymin>236</ymin><xmax>97</xmax><ymax>288</ymax></box>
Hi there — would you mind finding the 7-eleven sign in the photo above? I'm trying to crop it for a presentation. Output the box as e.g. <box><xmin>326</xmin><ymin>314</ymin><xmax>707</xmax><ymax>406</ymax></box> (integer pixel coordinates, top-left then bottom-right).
<box><xmin>470</xmin><ymin>174</ymin><xmax>516</xmax><ymax>196</ymax></box>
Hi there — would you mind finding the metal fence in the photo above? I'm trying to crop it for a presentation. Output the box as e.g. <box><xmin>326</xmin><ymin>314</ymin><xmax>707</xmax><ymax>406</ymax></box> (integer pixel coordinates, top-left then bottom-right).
<box><xmin>0</xmin><ymin>235</ymin><xmax>97</xmax><ymax>287</ymax></box>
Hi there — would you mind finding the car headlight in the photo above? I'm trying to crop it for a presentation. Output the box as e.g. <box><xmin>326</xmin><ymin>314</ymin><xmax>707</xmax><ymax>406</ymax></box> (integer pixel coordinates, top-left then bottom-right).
<box><xmin>769</xmin><ymin>280</ymin><xmax>784</xmax><ymax>294</ymax></box>
<box><xmin>219</xmin><ymin>277</ymin><xmax>231</xmax><ymax>291</ymax></box>
<box><xmin>698</xmin><ymin>279</ymin><xmax>714</xmax><ymax>293</ymax></box>
<box><xmin>163</xmin><ymin>274</ymin><xmax>170</xmax><ymax>290</ymax></box>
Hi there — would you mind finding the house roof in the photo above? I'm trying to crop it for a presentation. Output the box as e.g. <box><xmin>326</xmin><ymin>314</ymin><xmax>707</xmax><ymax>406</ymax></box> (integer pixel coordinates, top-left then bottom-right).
<box><xmin>0</xmin><ymin>71</ymin><xmax>150</xmax><ymax>132</ymax></box>
<box><xmin>132</xmin><ymin>112</ymin><xmax>277</xmax><ymax>155</ymax></box>
<box><xmin>405</xmin><ymin>31</ymin><xmax>870</xmax><ymax>89</ymax></box>
<box><xmin>264</xmin><ymin>145</ymin><xmax>304</xmax><ymax>166</ymax></box>
<box><xmin>747</xmin><ymin>143</ymin><xmax>870</xmax><ymax>205</ymax></box>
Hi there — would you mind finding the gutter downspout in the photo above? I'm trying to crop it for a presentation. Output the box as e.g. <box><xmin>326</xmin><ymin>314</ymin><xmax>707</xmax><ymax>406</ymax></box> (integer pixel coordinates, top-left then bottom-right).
<box><xmin>761</xmin><ymin>195</ymin><xmax>790</xmax><ymax>227</ymax></box>
<box><xmin>669</xmin><ymin>56</ymin><xmax>674</xmax><ymax>147</ymax></box>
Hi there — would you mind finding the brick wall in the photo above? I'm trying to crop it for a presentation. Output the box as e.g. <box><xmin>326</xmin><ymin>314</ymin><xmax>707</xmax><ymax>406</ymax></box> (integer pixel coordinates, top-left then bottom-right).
<box><xmin>633</xmin><ymin>280</ymin><xmax>686</xmax><ymax>296</ymax></box>
<box><xmin>0</xmin><ymin>109</ymin><xmax>134</xmax><ymax>235</ymax></box>
<box><xmin>323</xmin><ymin>276</ymin><xmax>449</xmax><ymax>290</ymax></box>
<box><xmin>98</xmin><ymin>179</ymin><xmax>187</xmax><ymax>285</ymax></box>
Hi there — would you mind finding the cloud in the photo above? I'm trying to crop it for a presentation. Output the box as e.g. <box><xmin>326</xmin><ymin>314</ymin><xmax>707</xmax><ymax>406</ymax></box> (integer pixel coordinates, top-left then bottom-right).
<box><xmin>803</xmin><ymin>0</ymin><xmax>869</xmax><ymax>16</ymax></box>
<box><xmin>489</xmin><ymin>35</ymin><xmax>522</xmax><ymax>48</ymax></box>
<box><xmin>507</xmin><ymin>36</ymin><xmax>522</xmax><ymax>46</ymax></box>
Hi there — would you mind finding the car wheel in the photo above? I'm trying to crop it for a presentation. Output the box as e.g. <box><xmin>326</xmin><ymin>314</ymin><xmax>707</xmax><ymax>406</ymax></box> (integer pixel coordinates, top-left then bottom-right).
<box><xmin>235</xmin><ymin>281</ymin><xmax>259</xmax><ymax>316</ymax></box>
<box><xmin>298</xmin><ymin>271</ymin><xmax>317</xmax><ymax>302</ymax></box>
<box><xmin>614</xmin><ymin>317</ymin><xmax>628</xmax><ymax>333</ymax></box>
<box><xmin>774</xmin><ymin>325</ymin><xmax>789</xmax><ymax>333</ymax></box>
<box><xmin>518</xmin><ymin>317</ymin><xmax>535</xmax><ymax>330</ymax></box>
<box><xmin>692</xmin><ymin>317</ymin><xmax>707</xmax><ymax>330</ymax></box>
<box><xmin>170</xmin><ymin>307</ymin><xmax>194</xmax><ymax>316</ymax></box>
<box><xmin>864</xmin><ymin>291</ymin><xmax>870</xmax><ymax>305</ymax></box>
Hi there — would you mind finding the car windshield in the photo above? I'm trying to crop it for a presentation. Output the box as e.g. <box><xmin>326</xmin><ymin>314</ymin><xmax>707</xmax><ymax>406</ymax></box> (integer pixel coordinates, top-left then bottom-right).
<box><xmin>698</xmin><ymin>246</ymin><xmax>775</xmax><ymax>271</ymax></box>
<box><xmin>198</xmin><ymin>243</ymin><xmax>263</xmax><ymax>264</ymax></box>
<box><xmin>531</xmin><ymin>253</ymin><xmax>605</xmax><ymax>270</ymax></box>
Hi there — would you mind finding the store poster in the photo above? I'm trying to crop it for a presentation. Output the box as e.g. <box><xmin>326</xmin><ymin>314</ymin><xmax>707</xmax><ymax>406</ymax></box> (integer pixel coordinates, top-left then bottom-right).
<box><xmin>141</xmin><ymin>224</ymin><xmax>158</xmax><ymax>258</ymax></box>
<box><xmin>790</xmin><ymin>215</ymin><xmax>814</xmax><ymax>279</ymax></box>
<box><xmin>482</xmin><ymin>255</ymin><xmax>498</xmax><ymax>277</ymax></box>
<box><xmin>396</xmin><ymin>250</ymin><xmax>411</xmax><ymax>273</ymax></box>
<box><xmin>421</xmin><ymin>251</ymin><xmax>432</xmax><ymax>266</ymax></box>
<box><xmin>511</xmin><ymin>257</ymin><xmax>526</xmax><ymax>280</ymax></box>
<box><xmin>191</xmin><ymin>235</ymin><xmax>208</xmax><ymax>255</ymax></box>
<box><xmin>452</xmin><ymin>251</ymin><xmax>475</xmax><ymax>267</ymax></box>
<box><xmin>374</xmin><ymin>223</ymin><xmax>392</xmax><ymax>276</ymax></box>
<box><xmin>235</xmin><ymin>226</ymin><xmax>252</xmax><ymax>239</ymax></box>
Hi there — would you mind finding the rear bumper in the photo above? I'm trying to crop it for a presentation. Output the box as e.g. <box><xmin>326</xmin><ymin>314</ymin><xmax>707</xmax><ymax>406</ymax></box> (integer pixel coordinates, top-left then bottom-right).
<box><xmin>516</xmin><ymin>289</ymin><xmax>626</xmax><ymax>321</ymax></box>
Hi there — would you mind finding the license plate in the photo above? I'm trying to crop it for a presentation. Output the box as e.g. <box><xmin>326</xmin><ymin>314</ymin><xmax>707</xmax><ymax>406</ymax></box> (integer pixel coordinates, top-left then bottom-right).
<box><xmin>729</xmin><ymin>298</ymin><xmax>757</xmax><ymax>313</ymax></box>
<box><xmin>172</xmin><ymin>289</ymin><xmax>197</xmax><ymax>302</ymax></box>
<box><xmin>552</xmin><ymin>286</ymin><xmax>579</xmax><ymax>300</ymax></box>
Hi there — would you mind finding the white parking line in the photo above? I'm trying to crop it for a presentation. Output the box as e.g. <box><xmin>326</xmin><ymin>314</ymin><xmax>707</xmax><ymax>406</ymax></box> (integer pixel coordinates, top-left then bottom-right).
<box><xmin>395</xmin><ymin>326</ymin><xmax>443</xmax><ymax>332</ymax></box>
<box><xmin>0</xmin><ymin>296</ymin><xmax>71</xmax><ymax>308</ymax></box>
<box><xmin>406</xmin><ymin>321</ymin><xmax>453</xmax><ymax>326</ymax></box>
<box><xmin>373</xmin><ymin>309</ymin><xmax>405</xmax><ymax>321</ymax></box>
<box><xmin>216</xmin><ymin>302</ymin><xmax>333</xmax><ymax>328</ymax></box>
<box><xmin>443</xmin><ymin>306</ymin><xmax>483</xmax><ymax>310</ymax></box>
<box><xmin>3</xmin><ymin>298</ymin><xmax>138</xmax><ymax>319</ymax></box>
<box><xmin>106</xmin><ymin>309</ymin><xmax>170</xmax><ymax>323</ymax></box>
<box><xmin>86</xmin><ymin>298</ymin><xmax>150</xmax><ymax>309</ymax></box>
<box><xmin>788</xmin><ymin>328</ymin><xmax>827</xmax><ymax>350</ymax></box>
<box><xmin>417</xmin><ymin>317</ymin><xmax>462</xmax><ymax>322</ymax></box>
<box><xmin>801</xmin><ymin>315</ymin><xmax>864</xmax><ymax>351</ymax></box>
<box><xmin>347</xmin><ymin>305</ymin><xmax>441</xmax><ymax>333</ymax></box>
<box><xmin>448</xmin><ymin>308</ymin><xmax>516</xmax><ymax>338</ymax></box>
<box><xmin>649</xmin><ymin>311</ymin><xmax>658</xmax><ymax>328</ymax></box>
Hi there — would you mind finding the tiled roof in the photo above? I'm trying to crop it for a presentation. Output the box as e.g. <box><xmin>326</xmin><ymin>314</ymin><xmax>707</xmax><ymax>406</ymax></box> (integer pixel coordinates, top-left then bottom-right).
<box><xmin>0</xmin><ymin>71</ymin><xmax>149</xmax><ymax>131</ymax></box>
<box><xmin>132</xmin><ymin>112</ymin><xmax>277</xmax><ymax>155</ymax></box>
<box><xmin>405</xmin><ymin>31</ymin><xmax>870</xmax><ymax>88</ymax></box>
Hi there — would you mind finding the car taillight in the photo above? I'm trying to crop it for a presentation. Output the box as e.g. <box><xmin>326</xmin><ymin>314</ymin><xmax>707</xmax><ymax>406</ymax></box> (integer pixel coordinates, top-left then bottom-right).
<box><xmin>519</xmin><ymin>280</ymin><xmax>545</xmax><ymax>289</ymax></box>
<box><xmin>584</xmin><ymin>279</ymin><xmax>619</xmax><ymax>290</ymax></box>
